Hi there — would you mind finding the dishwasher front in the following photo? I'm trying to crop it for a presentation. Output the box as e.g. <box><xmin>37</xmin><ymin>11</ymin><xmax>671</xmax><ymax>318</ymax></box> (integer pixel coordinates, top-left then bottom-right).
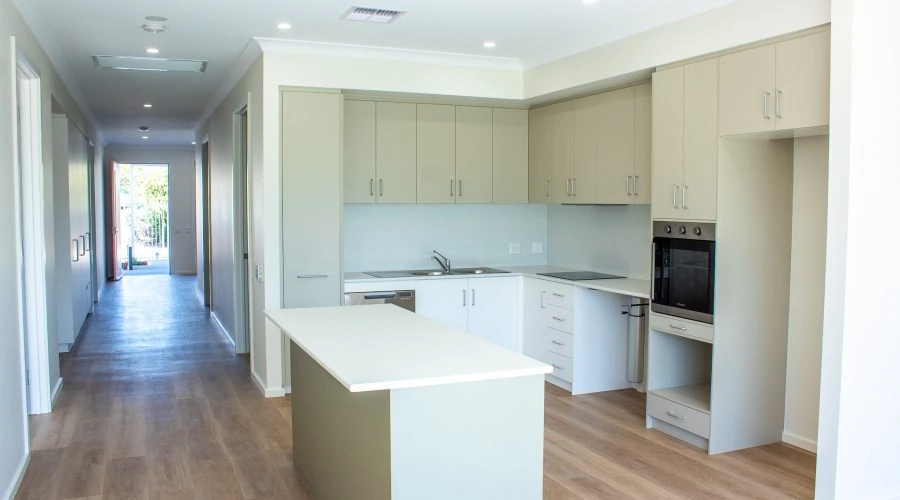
<box><xmin>344</xmin><ymin>290</ymin><xmax>416</xmax><ymax>312</ymax></box>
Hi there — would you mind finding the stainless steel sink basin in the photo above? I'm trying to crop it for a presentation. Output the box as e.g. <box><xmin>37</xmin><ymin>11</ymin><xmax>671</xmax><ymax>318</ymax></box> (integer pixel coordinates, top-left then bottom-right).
<box><xmin>364</xmin><ymin>268</ymin><xmax>511</xmax><ymax>278</ymax></box>
<box><xmin>449</xmin><ymin>267</ymin><xmax>510</xmax><ymax>275</ymax></box>
<box><xmin>409</xmin><ymin>270</ymin><xmax>447</xmax><ymax>276</ymax></box>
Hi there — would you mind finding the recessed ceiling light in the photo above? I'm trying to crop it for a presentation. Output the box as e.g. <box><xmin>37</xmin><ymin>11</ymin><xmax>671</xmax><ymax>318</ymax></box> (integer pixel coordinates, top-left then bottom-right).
<box><xmin>191</xmin><ymin>141</ymin><xmax>196</xmax><ymax>145</ymax></box>
<box><xmin>143</xmin><ymin>103</ymin><xmax>152</xmax><ymax>108</ymax></box>
<box><xmin>483</xmin><ymin>41</ymin><xmax>497</xmax><ymax>49</ymax></box>
<box><xmin>139</xmin><ymin>126</ymin><xmax>150</xmax><ymax>131</ymax></box>
<box><xmin>146</xmin><ymin>47</ymin><xmax>159</xmax><ymax>54</ymax></box>
<box><xmin>145</xmin><ymin>16</ymin><xmax>168</xmax><ymax>22</ymax></box>
<box><xmin>142</xmin><ymin>23</ymin><xmax>168</xmax><ymax>34</ymax></box>
<box><xmin>277</xmin><ymin>22</ymin><xmax>292</xmax><ymax>30</ymax></box>
<box><xmin>141</xmin><ymin>135</ymin><xmax>149</xmax><ymax>140</ymax></box>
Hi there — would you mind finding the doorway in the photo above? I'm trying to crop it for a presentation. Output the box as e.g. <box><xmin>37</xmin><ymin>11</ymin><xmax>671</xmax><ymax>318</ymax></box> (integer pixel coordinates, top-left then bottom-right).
<box><xmin>116</xmin><ymin>163</ymin><xmax>171</xmax><ymax>276</ymax></box>
<box><xmin>200</xmin><ymin>141</ymin><xmax>212</xmax><ymax>306</ymax></box>
<box><xmin>234</xmin><ymin>106</ymin><xmax>250</xmax><ymax>354</ymax></box>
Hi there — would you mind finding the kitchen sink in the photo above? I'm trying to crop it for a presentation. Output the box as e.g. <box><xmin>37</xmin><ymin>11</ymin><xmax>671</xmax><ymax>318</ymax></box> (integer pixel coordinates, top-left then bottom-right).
<box><xmin>410</xmin><ymin>270</ymin><xmax>447</xmax><ymax>276</ymax></box>
<box><xmin>449</xmin><ymin>267</ymin><xmax>509</xmax><ymax>275</ymax></box>
<box><xmin>365</xmin><ymin>268</ymin><xmax>510</xmax><ymax>278</ymax></box>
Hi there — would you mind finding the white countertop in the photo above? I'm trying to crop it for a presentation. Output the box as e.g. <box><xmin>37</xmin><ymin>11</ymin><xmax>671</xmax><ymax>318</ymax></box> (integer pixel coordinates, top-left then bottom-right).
<box><xmin>265</xmin><ymin>305</ymin><xmax>552</xmax><ymax>393</ymax></box>
<box><xmin>345</xmin><ymin>265</ymin><xmax>651</xmax><ymax>299</ymax></box>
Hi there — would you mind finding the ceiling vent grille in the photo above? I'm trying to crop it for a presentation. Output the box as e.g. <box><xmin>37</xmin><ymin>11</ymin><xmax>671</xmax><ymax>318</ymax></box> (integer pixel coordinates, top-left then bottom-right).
<box><xmin>92</xmin><ymin>55</ymin><xmax>208</xmax><ymax>73</ymax></box>
<box><xmin>340</xmin><ymin>6</ymin><xmax>405</xmax><ymax>24</ymax></box>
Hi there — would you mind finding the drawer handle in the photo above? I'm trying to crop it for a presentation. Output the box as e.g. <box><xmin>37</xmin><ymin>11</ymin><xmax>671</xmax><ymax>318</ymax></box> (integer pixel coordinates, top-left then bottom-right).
<box><xmin>669</xmin><ymin>325</ymin><xmax>688</xmax><ymax>331</ymax></box>
<box><xmin>551</xmin><ymin>340</ymin><xmax>565</xmax><ymax>346</ymax></box>
<box><xmin>665</xmin><ymin>410</ymin><xmax>685</xmax><ymax>420</ymax></box>
<box><xmin>297</xmin><ymin>274</ymin><xmax>329</xmax><ymax>279</ymax></box>
<box><xmin>552</xmin><ymin>316</ymin><xmax>565</xmax><ymax>322</ymax></box>
<box><xmin>552</xmin><ymin>293</ymin><xmax>565</xmax><ymax>298</ymax></box>
<box><xmin>551</xmin><ymin>364</ymin><xmax>564</xmax><ymax>370</ymax></box>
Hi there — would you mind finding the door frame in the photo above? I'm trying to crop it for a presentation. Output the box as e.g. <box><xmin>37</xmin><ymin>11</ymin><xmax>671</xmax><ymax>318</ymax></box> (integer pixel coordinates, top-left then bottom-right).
<box><xmin>14</xmin><ymin>48</ymin><xmax>53</xmax><ymax>414</ymax></box>
<box><xmin>232</xmin><ymin>104</ymin><xmax>250</xmax><ymax>354</ymax></box>
<box><xmin>200</xmin><ymin>140</ymin><xmax>212</xmax><ymax>307</ymax></box>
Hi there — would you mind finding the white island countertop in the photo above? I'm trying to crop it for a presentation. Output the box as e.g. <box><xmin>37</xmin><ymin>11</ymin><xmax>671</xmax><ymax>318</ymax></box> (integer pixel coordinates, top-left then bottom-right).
<box><xmin>265</xmin><ymin>305</ymin><xmax>551</xmax><ymax>393</ymax></box>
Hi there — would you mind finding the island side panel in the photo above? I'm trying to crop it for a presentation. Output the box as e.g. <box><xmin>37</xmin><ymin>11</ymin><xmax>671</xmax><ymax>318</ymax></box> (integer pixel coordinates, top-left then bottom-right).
<box><xmin>291</xmin><ymin>343</ymin><xmax>391</xmax><ymax>500</ymax></box>
<box><xmin>389</xmin><ymin>375</ymin><xmax>545</xmax><ymax>500</ymax></box>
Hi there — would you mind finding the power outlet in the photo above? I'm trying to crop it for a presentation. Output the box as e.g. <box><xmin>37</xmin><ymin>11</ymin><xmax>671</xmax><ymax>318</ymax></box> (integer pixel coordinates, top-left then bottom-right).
<box><xmin>532</xmin><ymin>241</ymin><xmax>544</xmax><ymax>254</ymax></box>
<box><xmin>509</xmin><ymin>242</ymin><xmax>521</xmax><ymax>255</ymax></box>
<box><xmin>255</xmin><ymin>265</ymin><xmax>265</xmax><ymax>282</ymax></box>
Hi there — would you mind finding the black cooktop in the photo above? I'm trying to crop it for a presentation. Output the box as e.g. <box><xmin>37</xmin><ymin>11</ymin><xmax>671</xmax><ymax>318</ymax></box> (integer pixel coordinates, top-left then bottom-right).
<box><xmin>537</xmin><ymin>271</ymin><xmax>625</xmax><ymax>281</ymax></box>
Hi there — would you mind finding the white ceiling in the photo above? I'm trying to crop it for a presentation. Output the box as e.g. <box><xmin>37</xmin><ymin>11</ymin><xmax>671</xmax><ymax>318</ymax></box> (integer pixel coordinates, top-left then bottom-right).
<box><xmin>14</xmin><ymin>0</ymin><xmax>741</xmax><ymax>147</ymax></box>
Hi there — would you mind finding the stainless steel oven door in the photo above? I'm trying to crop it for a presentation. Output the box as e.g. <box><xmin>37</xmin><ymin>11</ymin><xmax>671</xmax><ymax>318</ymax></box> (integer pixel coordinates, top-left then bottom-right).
<box><xmin>651</xmin><ymin>221</ymin><xmax>715</xmax><ymax>324</ymax></box>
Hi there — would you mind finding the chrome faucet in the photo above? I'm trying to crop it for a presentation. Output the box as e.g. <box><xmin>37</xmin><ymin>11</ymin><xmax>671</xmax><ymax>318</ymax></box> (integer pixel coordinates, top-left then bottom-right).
<box><xmin>432</xmin><ymin>250</ymin><xmax>451</xmax><ymax>273</ymax></box>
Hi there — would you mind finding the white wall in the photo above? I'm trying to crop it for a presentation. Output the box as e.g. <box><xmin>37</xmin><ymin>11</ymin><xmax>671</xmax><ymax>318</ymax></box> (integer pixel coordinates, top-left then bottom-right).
<box><xmin>344</xmin><ymin>204</ymin><xmax>548</xmax><ymax>271</ymax></box>
<box><xmin>782</xmin><ymin>136</ymin><xmax>828</xmax><ymax>453</ymax></box>
<box><xmin>817</xmin><ymin>0</ymin><xmax>900</xmax><ymax>497</ymax></box>
<box><xmin>104</xmin><ymin>147</ymin><xmax>197</xmax><ymax>275</ymax></box>
<box><xmin>524</xmin><ymin>0</ymin><xmax>830</xmax><ymax>100</ymax></box>
<box><xmin>547</xmin><ymin>204</ymin><xmax>652</xmax><ymax>279</ymax></box>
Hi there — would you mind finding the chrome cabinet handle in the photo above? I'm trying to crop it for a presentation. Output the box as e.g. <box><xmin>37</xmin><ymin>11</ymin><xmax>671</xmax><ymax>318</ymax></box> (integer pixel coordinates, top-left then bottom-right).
<box><xmin>370</xmin><ymin>178</ymin><xmax>374</xmax><ymax>197</ymax></box>
<box><xmin>551</xmin><ymin>340</ymin><xmax>565</xmax><ymax>346</ymax></box>
<box><xmin>379</xmin><ymin>179</ymin><xmax>384</xmax><ymax>197</ymax></box>
<box><xmin>450</xmin><ymin>179</ymin><xmax>455</xmax><ymax>197</ymax></box>
<box><xmin>682</xmin><ymin>185</ymin><xmax>688</xmax><ymax>210</ymax></box>
<box><xmin>776</xmin><ymin>89</ymin><xmax>784</xmax><ymax>119</ymax></box>
<box><xmin>633</xmin><ymin>176</ymin><xmax>639</xmax><ymax>197</ymax></box>
<box><xmin>462</xmin><ymin>289</ymin><xmax>467</xmax><ymax>307</ymax></box>
<box><xmin>80</xmin><ymin>235</ymin><xmax>86</xmax><ymax>256</ymax></box>
<box><xmin>552</xmin><ymin>364</ymin><xmax>564</xmax><ymax>370</ymax></box>
<box><xmin>297</xmin><ymin>274</ymin><xmax>328</xmax><ymax>279</ymax></box>
<box><xmin>552</xmin><ymin>316</ymin><xmax>565</xmax><ymax>322</ymax></box>
<box><xmin>650</xmin><ymin>242</ymin><xmax>657</xmax><ymax>299</ymax></box>
<box><xmin>673</xmin><ymin>185</ymin><xmax>680</xmax><ymax>209</ymax></box>
<box><xmin>626</xmin><ymin>176</ymin><xmax>632</xmax><ymax>196</ymax></box>
<box><xmin>540</xmin><ymin>291</ymin><xmax>547</xmax><ymax>309</ymax></box>
<box><xmin>85</xmin><ymin>232</ymin><xmax>91</xmax><ymax>251</ymax></box>
<box><xmin>763</xmin><ymin>91</ymin><xmax>772</xmax><ymax>119</ymax></box>
<box><xmin>565</xmin><ymin>178</ymin><xmax>571</xmax><ymax>196</ymax></box>
<box><xmin>665</xmin><ymin>411</ymin><xmax>685</xmax><ymax>420</ymax></box>
<box><xmin>471</xmin><ymin>288</ymin><xmax>476</xmax><ymax>306</ymax></box>
<box><xmin>458</xmin><ymin>180</ymin><xmax>463</xmax><ymax>197</ymax></box>
<box><xmin>552</xmin><ymin>292</ymin><xmax>565</xmax><ymax>298</ymax></box>
<box><xmin>72</xmin><ymin>239</ymin><xmax>79</xmax><ymax>262</ymax></box>
<box><xmin>545</xmin><ymin>179</ymin><xmax>550</xmax><ymax>197</ymax></box>
<box><xmin>669</xmin><ymin>324</ymin><xmax>688</xmax><ymax>331</ymax></box>
<box><xmin>572</xmin><ymin>177</ymin><xmax>576</xmax><ymax>197</ymax></box>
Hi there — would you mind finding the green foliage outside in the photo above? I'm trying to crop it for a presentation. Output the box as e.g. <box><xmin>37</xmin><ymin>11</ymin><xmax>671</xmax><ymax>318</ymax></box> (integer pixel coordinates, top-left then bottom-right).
<box><xmin>119</xmin><ymin>165</ymin><xmax>168</xmax><ymax>248</ymax></box>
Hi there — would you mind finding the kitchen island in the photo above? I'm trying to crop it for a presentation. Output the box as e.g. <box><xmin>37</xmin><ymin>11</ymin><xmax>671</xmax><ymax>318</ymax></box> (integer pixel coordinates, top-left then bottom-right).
<box><xmin>265</xmin><ymin>304</ymin><xmax>551</xmax><ymax>500</ymax></box>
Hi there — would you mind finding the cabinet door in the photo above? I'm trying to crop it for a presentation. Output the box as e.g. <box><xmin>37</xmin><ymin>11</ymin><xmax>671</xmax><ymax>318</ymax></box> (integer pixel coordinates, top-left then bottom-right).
<box><xmin>455</xmin><ymin>106</ymin><xmax>493</xmax><ymax>204</ymax></box>
<box><xmin>633</xmin><ymin>83</ymin><xmax>652</xmax><ymax>204</ymax></box>
<box><xmin>651</xmin><ymin>66</ymin><xmax>685</xmax><ymax>220</ymax></box>
<box><xmin>528</xmin><ymin>106</ymin><xmax>552</xmax><ymax>203</ymax></box>
<box><xmin>550</xmin><ymin>102</ymin><xmax>574</xmax><ymax>203</ymax></box>
<box><xmin>719</xmin><ymin>44</ymin><xmax>775</xmax><ymax>136</ymax></box>
<box><xmin>595</xmin><ymin>87</ymin><xmax>635</xmax><ymax>205</ymax></box>
<box><xmin>344</xmin><ymin>100</ymin><xmax>377</xmax><ymax>203</ymax></box>
<box><xmin>775</xmin><ymin>31</ymin><xmax>830</xmax><ymax>131</ymax></box>
<box><xmin>282</xmin><ymin>91</ymin><xmax>343</xmax><ymax>308</ymax></box>
<box><xmin>521</xmin><ymin>278</ymin><xmax>547</xmax><ymax>360</ymax></box>
<box><xmin>376</xmin><ymin>102</ymin><xmax>417</xmax><ymax>203</ymax></box>
<box><xmin>416</xmin><ymin>279</ymin><xmax>469</xmax><ymax>333</ymax></box>
<box><xmin>571</xmin><ymin>95</ymin><xmax>600</xmax><ymax>203</ymax></box>
<box><xmin>416</xmin><ymin>104</ymin><xmax>456</xmax><ymax>204</ymax></box>
<box><xmin>492</xmin><ymin>108</ymin><xmax>528</xmax><ymax>204</ymax></box>
<box><xmin>468</xmin><ymin>277</ymin><xmax>520</xmax><ymax>352</ymax></box>
<box><xmin>683</xmin><ymin>59</ymin><xmax>719</xmax><ymax>221</ymax></box>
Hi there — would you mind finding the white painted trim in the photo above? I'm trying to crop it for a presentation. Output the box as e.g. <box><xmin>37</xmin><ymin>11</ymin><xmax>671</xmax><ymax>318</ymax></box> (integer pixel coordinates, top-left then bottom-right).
<box><xmin>782</xmin><ymin>431</ymin><xmax>817</xmax><ymax>453</ymax></box>
<box><xmin>50</xmin><ymin>378</ymin><xmax>64</xmax><ymax>408</ymax></box>
<box><xmin>284</xmin><ymin>385</ymin><xmax>292</xmax><ymax>394</ymax></box>
<box><xmin>209</xmin><ymin>311</ymin><xmax>234</xmax><ymax>347</ymax></box>
<box><xmin>252</xmin><ymin>369</ymin><xmax>286</xmax><ymax>398</ymax></box>
<box><xmin>231</xmin><ymin>105</ymin><xmax>250</xmax><ymax>355</ymax></box>
<box><xmin>255</xmin><ymin>37</ymin><xmax>522</xmax><ymax>71</ymax></box>
<box><xmin>14</xmin><ymin>45</ymin><xmax>54</xmax><ymax>416</ymax></box>
<box><xmin>3</xmin><ymin>452</ymin><xmax>30</xmax><ymax>500</ymax></box>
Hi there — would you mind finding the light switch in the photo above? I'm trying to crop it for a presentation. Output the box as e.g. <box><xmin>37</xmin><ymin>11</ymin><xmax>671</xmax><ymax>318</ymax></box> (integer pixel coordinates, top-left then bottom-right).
<box><xmin>509</xmin><ymin>242</ymin><xmax>521</xmax><ymax>255</ymax></box>
<box><xmin>255</xmin><ymin>265</ymin><xmax>264</xmax><ymax>282</ymax></box>
<box><xmin>532</xmin><ymin>242</ymin><xmax>544</xmax><ymax>254</ymax></box>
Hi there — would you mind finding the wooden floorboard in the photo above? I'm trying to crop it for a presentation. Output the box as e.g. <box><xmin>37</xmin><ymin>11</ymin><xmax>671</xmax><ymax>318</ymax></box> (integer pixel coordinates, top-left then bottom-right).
<box><xmin>16</xmin><ymin>274</ymin><xmax>816</xmax><ymax>499</ymax></box>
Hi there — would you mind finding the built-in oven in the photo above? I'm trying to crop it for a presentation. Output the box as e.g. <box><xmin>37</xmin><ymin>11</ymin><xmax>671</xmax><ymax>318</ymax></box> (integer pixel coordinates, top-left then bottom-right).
<box><xmin>651</xmin><ymin>221</ymin><xmax>716</xmax><ymax>324</ymax></box>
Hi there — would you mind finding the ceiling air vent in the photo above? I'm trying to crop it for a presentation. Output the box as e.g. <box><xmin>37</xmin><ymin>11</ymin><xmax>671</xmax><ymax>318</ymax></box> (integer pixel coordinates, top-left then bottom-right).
<box><xmin>92</xmin><ymin>55</ymin><xmax>208</xmax><ymax>73</ymax></box>
<box><xmin>340</xmin><ymin>6</ymin><xmax>405</xmax><ymax>24</ymax></box>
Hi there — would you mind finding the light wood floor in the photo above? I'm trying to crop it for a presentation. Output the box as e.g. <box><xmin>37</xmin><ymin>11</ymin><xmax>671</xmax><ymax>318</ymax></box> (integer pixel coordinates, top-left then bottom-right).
<box><xmin>16</xmin><ymin>275</ymin><xmax>815</xmax><ymax>499</ymax></box>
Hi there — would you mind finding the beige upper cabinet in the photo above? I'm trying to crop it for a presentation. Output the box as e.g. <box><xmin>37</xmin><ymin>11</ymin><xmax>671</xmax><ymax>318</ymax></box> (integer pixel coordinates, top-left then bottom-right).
<box><xmin>492</xmin><ymin>108</ymin><xmax>528</xmax><ymax>204</ymax></box>
<box><xmin>528</xmin><ymin>106</ymin><xmax>552</xmax><ymax>203</ymax></box>
<box><xmin>376</xmin><ymin>102</ymin><xmax>417</xmax><ymax>203</ymax></box>
<box><xmin>652</xmin><ymin>59</ymin><xmax>718</xmax><ymax>221</ymax></box>
<box><xmin>719</xmin><ymin>31</ymin><xmax>829</xmax><ymax>136</ymax></box>
<box><xmin>633</xmin><ymin>83</ymin><xmax>652</xmax><ymax>204</ymax></box>
<box><xmin>595</xmin><ymin>87</ymin><xmax>635</xmax><ymax>205</ymax></box>
<box><xmin>550</xmin><ymin>102</ymin><xmax>574</xmax><ymax>203</ymax></box>
<box><xmin>571</xmin><ymin>95</ymin><xmax>600</xmax><ymax>203</ymax></box>
<box><xmin>417</xmin><ymin>104</ymin><xmax>456</xmax><ymax>204</ymax></box>
<box><xmin>455</xmin><ymin>106</ymin><xmax>493</xmax><ymax>204</ymax></box>
<box><xmin>343</xmin><ymin>100</ymin><xmax>376</xmax><ymax>203</ymax></box>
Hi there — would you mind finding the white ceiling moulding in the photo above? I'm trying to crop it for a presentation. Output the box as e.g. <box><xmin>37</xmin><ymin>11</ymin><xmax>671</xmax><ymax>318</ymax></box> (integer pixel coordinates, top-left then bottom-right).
<box><xmin>92</xmin><ymin>55</ymin><xmax>208</xmax><ymax>73</ymax></box>
<box><xmin>254</xmin><ymin>38</ymin><xmax>522</xmax><ymax>71</ymax></box>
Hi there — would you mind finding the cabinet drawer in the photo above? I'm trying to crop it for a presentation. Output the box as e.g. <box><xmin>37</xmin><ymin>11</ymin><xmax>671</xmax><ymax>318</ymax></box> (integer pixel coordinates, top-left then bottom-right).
<box><xmin>543</xmin><ymin>329</ymin><xmax>574</xmax><ymax>359</ymax></box>
<box><xmin>540</xmin><ymin>281</ymin><xmax>574</xmax><ymax>309</ymax></box>
<box><xmin>647</xmin><ymin>394</ymin><xmax>710</xmax><ymax>439</ymax></box>
<box><xmin>649</xmin><ymin>313</ymin><xmax>714</xmax><ymax>343</ymax></box>
<box><xmin>539</xmin><ymin>350</ymin><xmax>573</xmax><ymax>383</ymax></box>
<box><xmin>542</xmin><ymin>306</ymin><xmax>574</xmax><ymax>333</ymax></box>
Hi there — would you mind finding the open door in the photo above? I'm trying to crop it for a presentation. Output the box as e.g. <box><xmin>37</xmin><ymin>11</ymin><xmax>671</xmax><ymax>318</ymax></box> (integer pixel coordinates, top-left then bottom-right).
<box><xmin>105</xmin><ymin>159</ymin><xmax>121</xmax><ymax>280</ymax></box>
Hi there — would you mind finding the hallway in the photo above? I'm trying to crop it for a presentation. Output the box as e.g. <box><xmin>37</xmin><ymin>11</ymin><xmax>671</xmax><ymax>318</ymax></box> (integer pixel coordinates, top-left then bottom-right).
<box><xmin>16</xmin><ymin>275</ymin><xmax>309</xmax><ymax>499</ymax></box>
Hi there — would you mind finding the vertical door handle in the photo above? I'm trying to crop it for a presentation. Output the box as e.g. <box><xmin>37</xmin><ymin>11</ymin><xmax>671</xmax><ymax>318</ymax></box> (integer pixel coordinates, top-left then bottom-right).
<box><xmin>650</xmin><ymin>242</ymin><xmax>657</xmax><ymax>299</ymax></box>
<box><xmin>682</xmin><ymin>185</ymin><xmax>688</xmax><ymax>210</ymax></box>
<box><xmin>72</xmin><ymin>239</ymin><xmax>80</xmax><ymax>262</ymax></box>
<box><xmin>540</xmin><ymin>291</ymin><xmax>546</xmax><ymax>309</ymax></box>
<box><xmin>776</xmin><ymin>89</ymin><xmax>784</xmax><ymax>119</ymax></box>
<box><xmin>572</xmin><ymin>178</ymin><xmax>576</xmax><ymax>197</ymax></box>
<box><xmin>673</xmin><ymin>185</ymin><xmax>680</xmax><ymax>209</ymax></box>
<box><xmin>450</xmin><ymin>179</ymin><xmax>455</xmax><ymax>197</ymax></box>
<box><xmin>633</xmin><ymin>176</ymin><xmax>639</xmax><ymax>197</ymax></box>
<box><xmin>462</xmin><ymin>289</ymin><xmax>467</xmax><ymax>307</ymax></box>
<box><xmin>458</xmin><ymin>179</ymin><xmax>463</xmax><ymax>197</ymax></box>
<box><xmin>379</xmin><ymin>179</ymin><xmax>384</xmax><ymax>197</ymax></box>
<box><xmin>80</xmin><ymin>235</ymin><xmax>86</xmax><ymax>256</ymax></box>
<box><xmin>626</xmin><ymin>176</ymin><xmax>633</xmax><ymax>196</ymax></box>
<box><xmin>763</xmin><ymin>91</ymin><xmax>772</xmax><ymax>120</ymax></box>
<box><xmin>370</xmin><ymin>178</ymin><xmax>374</xmax><ymax>197</ymax></box>
<box><xmin>85</xmin><ymin>232</ymin><xmax>91</xmax><ymax>251</ymax></box>
<box><xmin>545</xmin><ymin>179</ymin><xmax>550</xmax><ymax>197</ymax></box>
<box><xmin>471</xmin><ymin>288</ymin><xmax>476</xmax><ymax>306</ymax></box>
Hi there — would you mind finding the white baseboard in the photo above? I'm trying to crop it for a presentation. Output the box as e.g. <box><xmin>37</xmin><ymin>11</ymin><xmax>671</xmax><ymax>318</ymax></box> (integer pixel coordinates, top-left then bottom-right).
<box><xmin>4</xmin><ymin>452</ymin><xmax>30</xmax><ymax>500</ymax></box>
<box><xmin>58</xmin><ymin>343</ymin><xmax>71</xmax><ymax>353</ymax></box>
<box><xmin>284</xmin><ymin>385</ymin><xmax>292</xmax><ymax>394</ymax></box>
<box><xmin>51</xmin><ymin>377</ymin><xmax>64</xmax><ymax>408</ymax></box>
<box><xmin>782</xmin><ymin>431</ymin><xmax>817</xmax><ymax>453</ymax></box>
<box><xmin>209</xmin><ymin>311</ymin><xmax>235</xmax><ymax>348</ymax></box>
<box><xmin>251</xmin><ymin>370</ymin><xmax>286</xmax><ymax>398</ymax></box>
